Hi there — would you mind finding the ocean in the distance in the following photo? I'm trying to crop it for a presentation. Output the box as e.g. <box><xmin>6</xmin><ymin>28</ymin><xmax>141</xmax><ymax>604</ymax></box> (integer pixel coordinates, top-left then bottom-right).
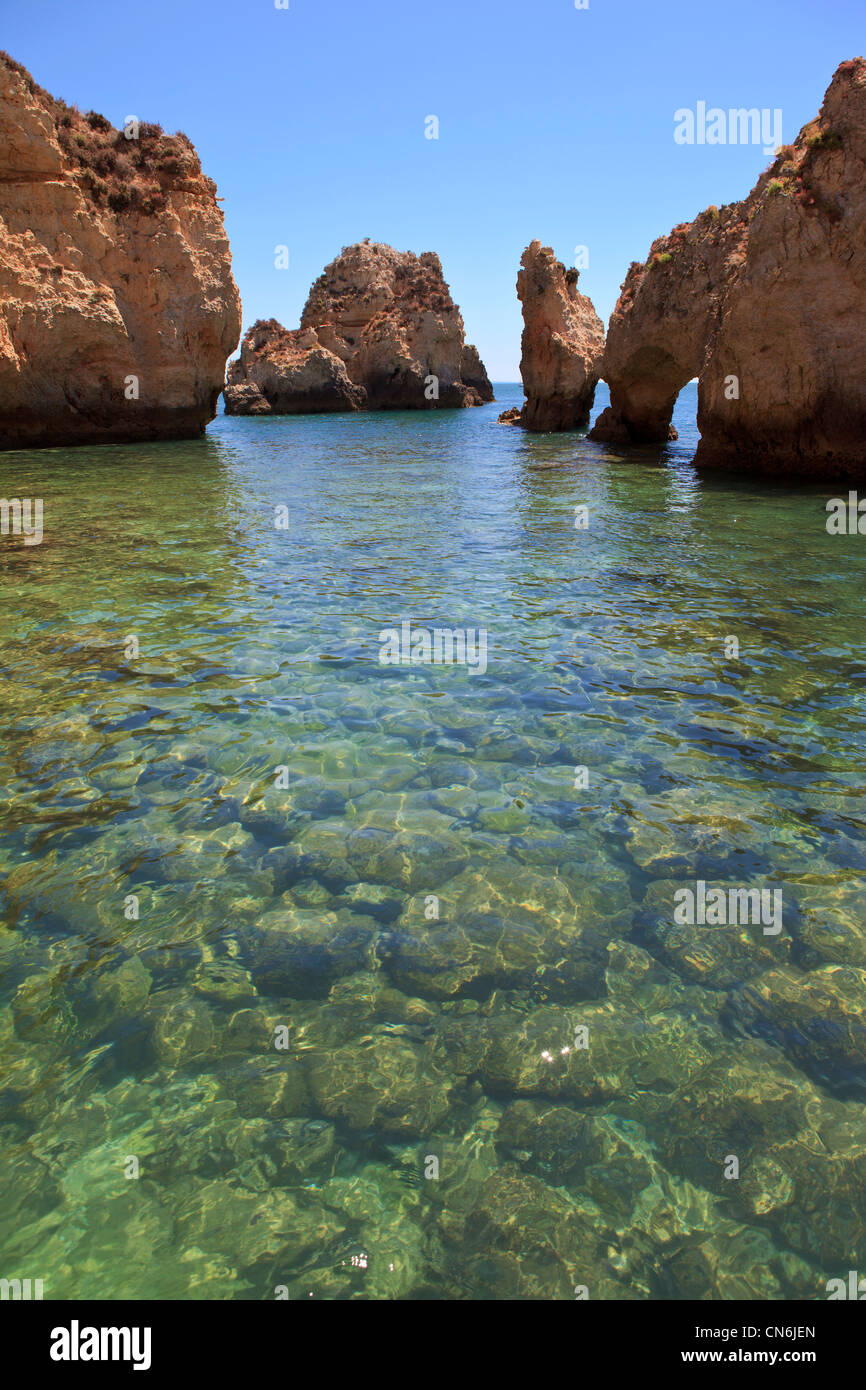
<box><xmin>1</xmin><ymin>381</ymin><xmax>865</xmax><ymax>1299</ymax></box>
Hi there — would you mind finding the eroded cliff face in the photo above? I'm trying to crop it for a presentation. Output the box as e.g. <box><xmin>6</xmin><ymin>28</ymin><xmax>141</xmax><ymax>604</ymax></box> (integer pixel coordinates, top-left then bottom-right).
<box><xmin>500</xmin><ymin>241</ymin><xmax>605</xmax><ymax>431</ymax></box>
<box><xmin>591</xmin><ymin>58</ymin><xmax>866</xmax><ymax>480</ymax></box>
<box><xmin>0</xmin><ymin>53</ymin><xmax>241</xmax><ymax>451</ymax></box>
<box><xmin>225</xmin><ymin>241</ymin><xmax>493</xmax><ymax>415</ymax></box>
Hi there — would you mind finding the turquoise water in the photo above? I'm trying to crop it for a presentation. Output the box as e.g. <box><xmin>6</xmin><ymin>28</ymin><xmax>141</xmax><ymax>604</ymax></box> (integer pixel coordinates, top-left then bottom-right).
<box><xmin>1</xmin><ymin>381</ymin><xmax>866</xmax><ymax>1300</ymax></box>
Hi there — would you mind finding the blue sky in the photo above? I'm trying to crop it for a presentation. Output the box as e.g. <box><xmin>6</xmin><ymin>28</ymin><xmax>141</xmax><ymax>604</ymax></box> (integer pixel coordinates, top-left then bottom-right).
<box><xmin>4</xmin><ymin>0</ymin><xmax>862</xmax><ymax>378</ymax></box>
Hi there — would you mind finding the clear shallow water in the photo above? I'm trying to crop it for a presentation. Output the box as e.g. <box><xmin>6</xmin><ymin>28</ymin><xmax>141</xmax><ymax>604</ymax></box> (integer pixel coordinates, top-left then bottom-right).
<box><xmin>1</xmin><ymin>381</ymin><xmax>866</xmax><ymax>1300</ymax></box>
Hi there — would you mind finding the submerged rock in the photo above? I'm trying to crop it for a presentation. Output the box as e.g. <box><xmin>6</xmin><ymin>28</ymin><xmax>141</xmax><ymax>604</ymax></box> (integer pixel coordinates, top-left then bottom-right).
<box><xmin>433</xmin><ymin>997</ymin><xmax>714</xmax><ymax>1105</ymax></box>
<box><xmin>590</xmin><ymin>58</ymin><xmax>866</xmax><ymax>479</ymax></box>
<box><xmin>242</xmin><ymin>906</ymin><xmax>375</xmax><ymax>999</ymax></box>
<box><xmin>727</xmin><ymin>963</ymin><xmax>866</xmax><ymax>1081</ymax></box>
<box><xmin>496</xmin><ymin>1100</ymin><xmax>603</xmax><ymax>1186</ymax></box>
<box><xmin>72</xmin><ymin>956</ymin><xmax>153</xmax><ymax>1042</ymax></box>
<box><xmin>308</xmin><ymin>1034</ymin><xmax>453</xmax><ymax>1136</ymax></box>
<box><xmin>443</xmin><ymin>1169</ymin><xmax>621</xmax><ymax>1300</ymax></box>
<box><xmin>639</xmin><ymin>879</ymin><xmax>792</xmax><ymax>990</ymax></box>
<box><xmin>500</xmin><ymin>240</ymin><xmax>604</xmax><ymax>431</ymax></box>
<box><xmin>173</xmin><ymin>1178</ymin><xmax>344</xmax><ymax>1274</ymax></box>
<box><xmin>220</xmin><ymin>1055</ymin><xmax>310</xmax><ymax>1119</ymax></box>
<box><xmin>652</xmin><ymin>1052</ymin><xmax>813</xmax><ymax>1193</ymax></box>
<box><xmin>149</xmin><ymin>995</ymin><xmax>216</xmax><ymax>1069</ymax></box>
<box><xmin>657</xmin><ymin>1222</ymin><xmax>809</xmax><ymax>1301</ymax></box>
<box><xmin>380</xmin><ymin>864</ymin><xmax>607</xmax><ymax>1002</ymax></box>
<box><xmin>0</xmin><ymin>52</ymin><xmax>241</xmax><ymax>450</ymax></box>
<box><xmin>224</xmin><ymin>240</ymin><xmax>493</xmax><ymax>414</ymax></box>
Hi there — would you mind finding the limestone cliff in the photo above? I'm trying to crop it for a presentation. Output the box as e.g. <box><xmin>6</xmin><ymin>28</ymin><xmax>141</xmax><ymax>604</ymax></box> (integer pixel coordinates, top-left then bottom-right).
<box><xmin>590</xmin><ymin>58</ymin><xmax>866</xmax><ymax>480</ymax></box>
<box><xmin>500</xmin><ymin>241</ymin><xmax>605</xmax><ymax>431</ymax></box>
<box><xmin>0</xmin><ymin>53</ymin><xmax>241</xmax><ymax>451</ymax></box>
<box><xmin>225</xmin><ymin>241</ymin><xmax>493</xmax><ymax>415</ymax></box>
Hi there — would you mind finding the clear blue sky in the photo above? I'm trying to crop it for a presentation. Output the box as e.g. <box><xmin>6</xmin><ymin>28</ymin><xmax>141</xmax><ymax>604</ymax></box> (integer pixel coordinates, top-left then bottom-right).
<box><xmin>5</xmin><ymin>0</ymin><xmax>862</xmax><ymax>378</ymax></box>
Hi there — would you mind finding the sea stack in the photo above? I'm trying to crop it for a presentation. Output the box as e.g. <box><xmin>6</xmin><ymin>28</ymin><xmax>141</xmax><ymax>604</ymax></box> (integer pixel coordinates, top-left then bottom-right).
<box><xmin>590</xmin><ymin>57</ymin><xmax>866</xmax><ymax>480</ymax></box>
<box><xmin>0</xmin><ymin>53</ymin><xmax>241</xmax><ymax>452</ymax></box>
<box><xmin>499</xmin><ymin>240</ymin><xmax>605</xmax><ymax>431</ymax></box>
<box><xmin>224</xmin><ymin>240</ymin><xmax>493</xmax><ymax>415</ymax></box>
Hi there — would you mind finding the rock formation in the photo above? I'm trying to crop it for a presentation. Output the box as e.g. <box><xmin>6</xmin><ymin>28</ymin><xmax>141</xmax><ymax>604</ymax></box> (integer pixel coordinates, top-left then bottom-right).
<box><xmin>0</xmin><ymin>53</ymin><xmax>241</xmax><ymax>451</ymax></box>
<box><xmin>224</xmin><ymin>241</ymin><xmax>493</xmax><ymax>415</ymax></box>
<box><xmin>499</xmin><ymin>241</ymin><xmax>605</xmax><ymax>431</ymax></box>
<box><xmin>590</xmin><ymin>57</ymin><xmax>866</xmax><ymax>480</ymax></box>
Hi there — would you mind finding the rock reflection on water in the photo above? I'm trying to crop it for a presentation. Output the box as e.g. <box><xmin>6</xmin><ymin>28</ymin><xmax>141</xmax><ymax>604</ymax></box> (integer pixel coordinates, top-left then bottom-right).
<box><xmin>1</xmin><ymin>386</ymin><xmax>866</xmax><ymax>1299</ymax></box>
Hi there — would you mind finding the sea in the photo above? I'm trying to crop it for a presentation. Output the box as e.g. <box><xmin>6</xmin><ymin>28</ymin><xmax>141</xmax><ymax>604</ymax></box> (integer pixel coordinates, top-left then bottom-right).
<box><xmin>1</xmin><ymin>380</ymin><xmax>865</xmax><ymax>1299</ymax></box>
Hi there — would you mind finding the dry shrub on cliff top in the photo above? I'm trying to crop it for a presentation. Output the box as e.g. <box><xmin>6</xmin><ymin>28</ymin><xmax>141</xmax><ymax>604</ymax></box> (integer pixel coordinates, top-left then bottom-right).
<box><xmin>0</xmin><ymin>50</ymin><xmax>204</xmax><ymax>216</ymax></box>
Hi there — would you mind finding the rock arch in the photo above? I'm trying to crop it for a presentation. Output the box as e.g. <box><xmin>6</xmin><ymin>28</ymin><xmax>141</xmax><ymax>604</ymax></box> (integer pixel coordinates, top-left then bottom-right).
<box><xmin>590</xmin><ymin>223</ymin><xmax>729</xmax><ymax>445</ymax></box>
<box><xmin>591</xmin><ymin>58</ymin><xmax>866</xmax><ymax>480</ymax></box>
<box><xmin>592</xmin><ymin>343</ymin><xmax>699</xmax><ymax>443</ymax></box>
